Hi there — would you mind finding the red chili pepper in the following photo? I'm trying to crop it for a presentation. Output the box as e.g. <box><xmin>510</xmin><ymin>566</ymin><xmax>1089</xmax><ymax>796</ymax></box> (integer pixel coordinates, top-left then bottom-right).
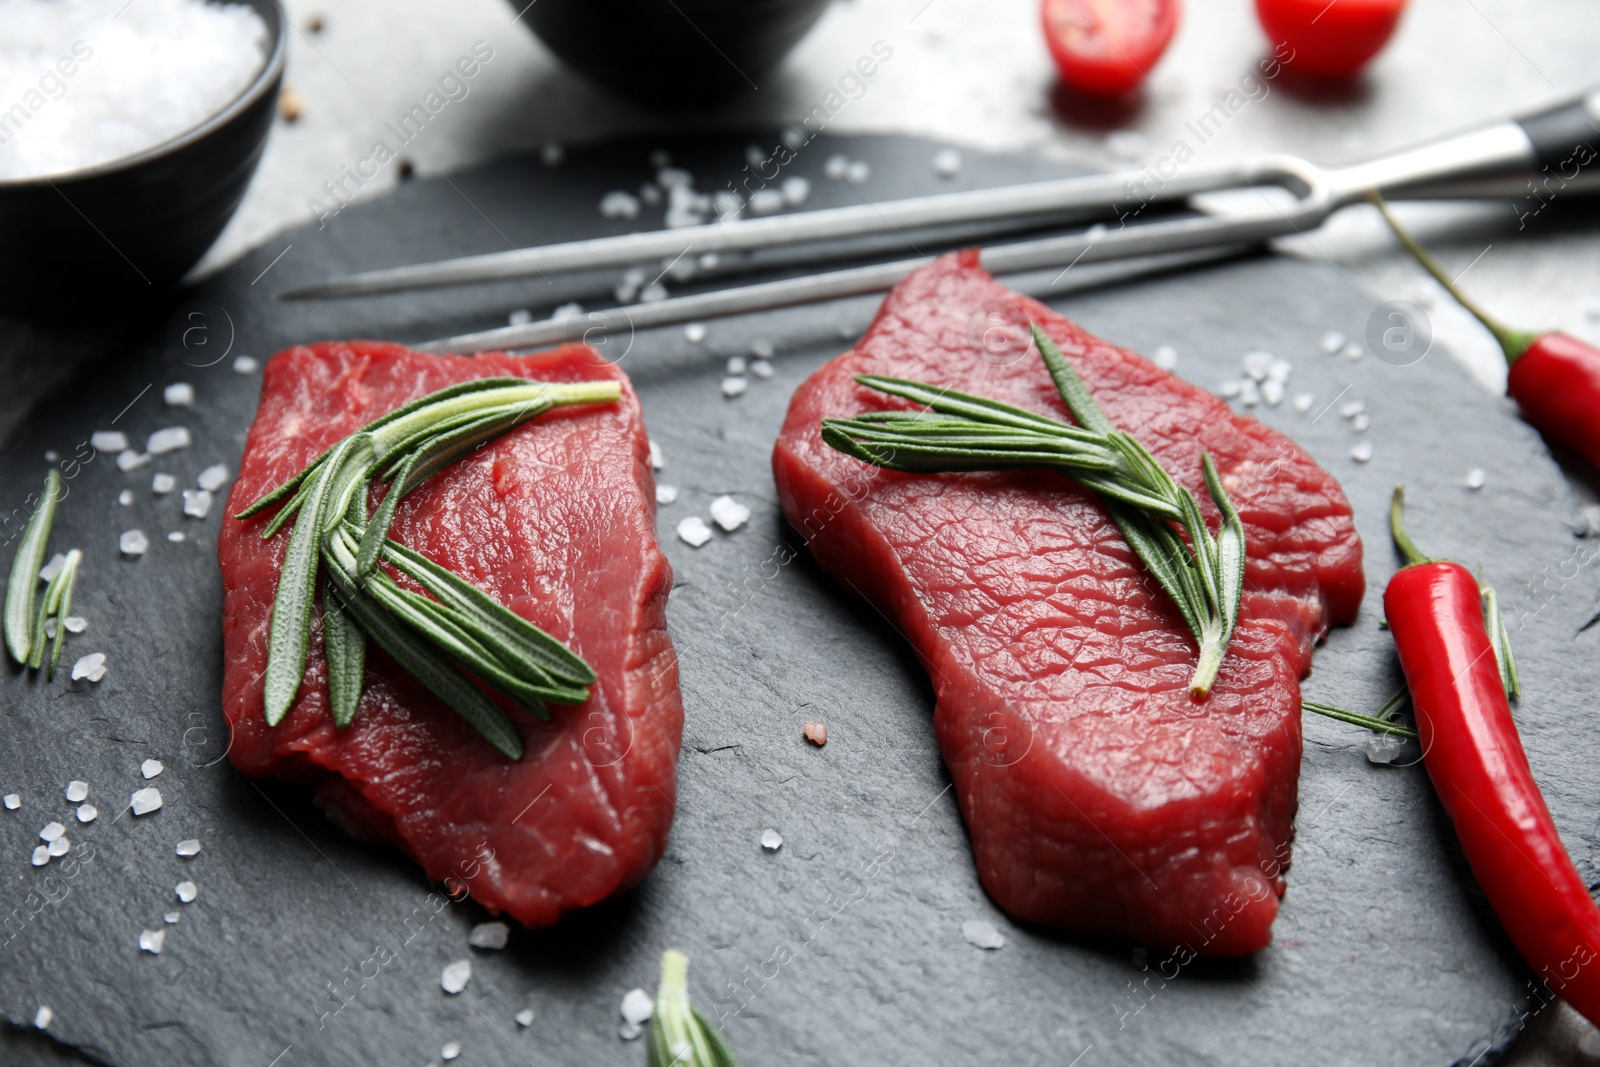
<box><xmin>1384</xmin><ymin>487</ymin><xmax>1600</xmax><ymax>1023</ymax></box>
<box><xmin>1370</xmin><ymin>193</ymin><xmax>1600</xmax><ymax>474</ymax></box>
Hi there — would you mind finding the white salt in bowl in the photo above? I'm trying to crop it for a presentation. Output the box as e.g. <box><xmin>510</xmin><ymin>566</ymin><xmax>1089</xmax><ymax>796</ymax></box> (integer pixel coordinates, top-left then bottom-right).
<box><xmin>0</xmin><ymin>0</ymin><xmax>285</xmax><ymax>317</ymax></box>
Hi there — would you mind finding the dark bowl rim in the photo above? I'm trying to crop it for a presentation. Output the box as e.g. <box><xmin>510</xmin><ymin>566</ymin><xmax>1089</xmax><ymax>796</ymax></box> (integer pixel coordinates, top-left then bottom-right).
<box><xmin>0</xmin><ymin>0</ymin><xmax>287</xmax><ymax>191</ymax></box>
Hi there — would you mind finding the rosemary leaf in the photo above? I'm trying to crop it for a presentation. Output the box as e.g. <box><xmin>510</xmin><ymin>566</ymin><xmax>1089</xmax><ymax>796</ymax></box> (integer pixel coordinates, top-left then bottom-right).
<box><xmin>5</xmin><ymin>469</ymin><xmax>62</xmax><ymax>665</ymax></box>
<box><xmin>322</xmin><ymin>569</ymin><xmax>366</xmax><ymax>728</ymax></box>
<box><xmin>1302</xmin><ymin>698</ymin><xmax>1419</xmax><ymax>740</ymax></box>
<box><xmin>648</xmin><ymin>950</ymin><xmax>743</xmax><ymax>1067</ymax></box>
<box><xmin>29</xmin><ymin>548</ymin><xmax>79</xmax><ymax>673</ymax></box>
<box><xmin>47</xmin><ymin>549</ymin><xmax>80</xmax><ymax>679</ymax></box>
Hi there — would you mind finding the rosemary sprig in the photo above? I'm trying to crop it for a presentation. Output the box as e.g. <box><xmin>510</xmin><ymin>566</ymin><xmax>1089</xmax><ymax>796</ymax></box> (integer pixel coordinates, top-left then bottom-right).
<box><xmin>1302</xmin><ymin>690</ymin><xmax>1418</xmax><ymax>739</ymax></box>
<box><xmin>821</xmin><ymin>324</ymin><xmax>1245</xmax><ymax>698</ymax></box>
<box><xmin>238</xmin><ymin>377</ymin><xmax>622</xmax><ymax>757</ymax></box>
<box><xmin>648</xmin><ymin>950</ymin><xmax>742</xmax><ymax>1067</ymax></box>
<box><xmin>5</xmin><ymin>470</ymin><xmax>63</xmax><ymax>665</ymax></box>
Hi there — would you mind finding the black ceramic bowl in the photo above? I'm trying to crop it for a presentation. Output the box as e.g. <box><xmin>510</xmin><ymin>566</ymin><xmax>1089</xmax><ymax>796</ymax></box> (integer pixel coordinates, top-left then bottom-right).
<box><xmin>518</xmin><ymin>0</ymin><xmax>831</xmax><ymax>108</ymax></box>
<box><xmin>0</xmin><ymin>0</ymin><xmax>285</xmax><ymax>317</ymax></box>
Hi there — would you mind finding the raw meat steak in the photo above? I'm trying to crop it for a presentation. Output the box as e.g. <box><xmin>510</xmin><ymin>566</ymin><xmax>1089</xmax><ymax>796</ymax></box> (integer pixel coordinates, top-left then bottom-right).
<box><xmin>219</xmin><ymin>341</ymin><xmax>682</xmax><ymax>927</ymax></box>
<box><xmin>773</xmin><ymin>251</ymin><xmax>1364</xmax><ymax>955</ymax></box>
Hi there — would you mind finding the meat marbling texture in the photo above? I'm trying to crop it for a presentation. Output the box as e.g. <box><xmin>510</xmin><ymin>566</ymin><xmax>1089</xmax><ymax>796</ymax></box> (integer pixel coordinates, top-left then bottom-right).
<box><xmin>219</xmin><ymin>341</ymin><xmax>681</xmax><ymax>927</ymax></box>
<box><xmin>773</xmin><ymin>252</ymin><xmax>1364</xmax><ymax>955</ymax></box>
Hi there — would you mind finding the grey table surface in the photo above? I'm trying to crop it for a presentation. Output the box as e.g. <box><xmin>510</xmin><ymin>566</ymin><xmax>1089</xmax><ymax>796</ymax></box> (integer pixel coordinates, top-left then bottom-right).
<box><xmin>2</xmin><ymin>0</ymin><xmax>1599</xmax><ymax>1063</ymax></box>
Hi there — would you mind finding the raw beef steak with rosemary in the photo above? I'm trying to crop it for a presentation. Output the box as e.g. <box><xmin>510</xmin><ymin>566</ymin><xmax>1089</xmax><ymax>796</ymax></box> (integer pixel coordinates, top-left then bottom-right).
<box><xmin>219</xmin><ymin>341</ymin><xmax>682</xmax><ymax>927</ymax></box>
<box><xmin>773</xmin><ymin>251</ymin><xmax>1364</xmax><ymax>955</ymax></box>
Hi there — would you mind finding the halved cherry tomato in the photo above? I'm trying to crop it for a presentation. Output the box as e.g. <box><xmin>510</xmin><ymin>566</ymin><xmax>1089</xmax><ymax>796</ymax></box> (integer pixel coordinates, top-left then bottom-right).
<box><xmin>1255</xmin><ymin>0</ymin><xmax>1408</xmax><ymax>79</ymax></box>
<box><xmin>1040</xmin><ymin>0</ymin><xmax>1181</xmax><ymax>97</ymax></box>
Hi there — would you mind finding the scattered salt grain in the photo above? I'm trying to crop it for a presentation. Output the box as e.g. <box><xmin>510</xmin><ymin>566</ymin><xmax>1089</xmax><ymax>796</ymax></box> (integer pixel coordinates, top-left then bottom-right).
<box><xmin>182</xmin><ymin>489</ymin><xmax>213</xmax><ymax>518</ymax></box>
<box><xmin>1320</xmin><ymin>330</ymin><xmax>1345</xmax><ymax>354</ymax></box>
<box><xmin>747</xmin><ymin>188</ymin><xmax>785</xmax><ymax>215</ymax></box>
<box><xmin>66</xmin><ymin>781</ymin><xmax>88</xmax><ymax>802</ymax></box>
<box><xmin>1351</xmin><ymin>441</ymin><xmax>1374</xmax><ymax>463</ymax></box>
<box><xmin>803</xmin><ymin>721</ymin><xmax>827</xmax><ymax>746</ymax></box>
<box><xmin>44</xmin><ymin>450</ymin><xmax>58</xmax><ymax>462</ymax></box>
<box><xmin>91</xmin><ymin>431</ymin><xmax>129</xmax><ymax>452</ymax></box>
<box><xmin>117</xmin><ymin>450</ymin><xmax>150</xmax><ymax>472</ymax></box>
<box><xmin>600</xmin><ymin>191</ymin><xmax>641</xmax><ymax>220</ymax></box>
<box><xmin>40</xmin><ymin>553</ymin><xmax>66</xmax><ymax>582</ymax></box>
<box><xmin>1291</xmin><ymin>393</ymin><xmax>1314</xmax><ymax>413</ymax></box>
<box><xmin>73</xmin><ymin>652</ymin><xmax>108</xmax><ymax>681</ymax></box>
<box><xmin>441</xmin><ymin>958</ymin><xmax>472</xmax><ymax>994</ymax></box>
<box><xmin>1351</xmin><ymin>414</ymin><xmax>1370</xmax><ymax>433</ymax></box>
<box><xmin>168</xmin><ymin>532</ymin><xmax>185</xmax><ymax>543</ymax></box>
<box><xmin>1366</xmin><ymin>732</ymin><xmax>1405</xmax><ymax>764</ymax></box>
<box><xmin>233</xmin><ymin>356</ymin><xmax>259</xmax><ymax>374</ymax></box>
<box><xmin>1261</xmin><ymin>380</ymin><xmax>1285</xmax><ymax>406</ymax></box>
<box><xmin>34</xmin><ymin>1006</ymin><xmax>52</xmax><ymax>1029</ymax></box>
<box><xmin>751</xmin><ymin>359</ymin><xmax>774</xmax><ymax>379</ymax></box>
<box><xmin>515</xmin><ymin>1008</ymin><xmax>535</xmax><ymax>1028</ymax></box>
<box><xmin>3</xmin><ymin>794</ymin><xmax>18</xmax><ymax>809</ymax></box>
<box><xmin>152</xmin><ymin>473</ymin><xmax>176</xmax><ymax>495</ymax></box>
<box><xmin>721</xmin><ymin>377</ymin><xmax>748</xmax><ymax>398</ymax></box>
<box><xmin>469</xmin><ymin>921</ymin><xmax>510</xmax><ymax>950</ymax></box>
<box><xmin>40</xmin><ymin>822</ymin><xmax>64</xmax><ymax>842</ymax></box>
<box><xmin>441</xmin><ymin>1041</ymin><xmax>461</xmax><ymax>1061</ymax></box>
<box><xmin>118</xmin><ymin>489</ymin><xmax>133</xmax><ymax>506</ymax></box>
<box><xmin>726</xmin><ymin>355</ymin><xmax>748</xmax><ymax>375</ymax></box>
<box><xmin>1466</xmin><ymin>468</ymin><xmax>1487</xmax><ymax>490</ymax></box>
<box><xmin>129</xmin><ymin>787</ymin><xmax>162</xmax><ymax>815</ymax></box>
<box><xmin>164</xmin><ymin>911</ymin><xmax>179</xmax><ymax>924</ymax></box>
<box><xmin>649</xmin><ymin>440</ymin><xmax>664</xmax><ymax>470</ymax></box>
<box><xmin>845</xmin><ymin>160</ymin><xmax>871</xmax><ymax>184</ymax></box>
<box><xmin>139</xmin><ymin>929</ymin><xmax>166</xmax><ymax>954</ymax></box>
<box><xmin>621</xmin><ymin>988</ymin><xmax>654</xmax><ymax>1024</ymax></box>
<box><xmin>655</xmin><ymin>484</ymin><xmax>678</xmax><ymax>505</ymax></box>
<box><xmin>640</xmin><ymin>281</ymin><xmax>669</xmax><ymax>303</ymax></box>
<box><xmin>933</xmin><ymin>147</ymin><xmax>962</xmax><ymax>178</ymax></box>
<box><xmin>141</xmin><ymin>759</ymin><xmax>164</xmax><ymax>779</ymax></box>
<box><xmin>684</xmin><ymin>322</ymin><xmax>707</xmax><ymax>343</ymax></box>
<box><xmin>164</xmin><ymin>383</ymin><xmax>194</xmax><ymax>407</ymax></box>
<box><xmin>1342</xmin><ymin>341</ymin><xmax>1364</xmax><ymax>361</ymax></box>
<box><xmin>824</xmin><ymin>154</ymin><xmax>850</xmax><ymax>180</ymax></box>
<box><xmin>1237</xmin><ymin>380</ymin><xmax>1261</xmax><ymax>407</ymax></box>
<box><xmin>176</xmin><ymin>880</ymin><xmax>197</xmax><ymax>903</ymax></box>
<box><xmin>677</xmin><ymin>516</ymin><xmax>713</xmax><ymax>548</ymax></box>
<box><xmin>698</xmin><ymin>252</ymin><xmax>720</xmax><ymax>271</ymax></box>
<box><xmin>76</xmin><ymin>804</ymin><xmax>97</xmax><ymax>823</ymax></box>
<box><xmin>962</xmin><ymin>918</ymin><xmax>1006</xmax><ymax>950</ymax></box>
<box><xmin>31</xmin><ymin>845</ymin><xmax>49</xmax><ymax>866</ymax></box>
<box><xmin>781</xmin><ymin>176</ymin><xmax>811</xmax><ymax>207</ymax></box>
<box><xmin>541</xmin><ymin>142</ymin><xmax>564</xmax><ymax>166</ymax></box>
<box><xmin>48</xmin><ymin>836</ymin><xmax>69</xmax><ymax>857</ymax></box>
<box><xmin>760</xmin><ymin>828</ymin><xmax>783</xmax><ymax>851</ymax></box>
<box><xmin>1267</xmin><ymin>359</ymin><xmax>1293</xmax><ymax>384</ymax></box>
<box><xmin>620</xmin><ymin>1022</ymin><xmax>644</xmax><ymax>1041</ymax></box>
<box><xmin>147</xmin><ymin>427</ymin><xmax>191</xmax><ymax>455</ymax></box>
<box><xmin>508</xmin><ymin>308</ymin><xmax>532</xmax><ymax>327</ymax></box>
<box><xmin>176</xmin><ymin>838</ymin><xmax>202</xmax><ymax>857</ymax></box>
<box><xmin>1152</xmin><ymin>344</ymin><xmax>1177</xmax><ymax>370</ymax></box>
<box><xmin>198</xmin><ymin>464</ymin><xmax>229</xmax><ymax>492</ymax></box>
<box><xmin>1339</xmin><ymin>400</ymin><xmax>1365</xmax><ymax>419</ymax></box>
<box><xmin>709</xmin><ymin>495</ymin><xmax>750</xmax><ymax>532</ymax></box>
<box><xmin>655</xmin><ymin>167</ymin><xmax>691</xmax><ymax>189</ymax></box>
<box><xmin>1241</xmin><ymin>351</ymin><xmax>1275</xmax><ymax>381</ymax></box>
<box><xmin>1218</xmin><ymin>380</ymin><xmax>1242</xmax><ymax>399</ymax></box>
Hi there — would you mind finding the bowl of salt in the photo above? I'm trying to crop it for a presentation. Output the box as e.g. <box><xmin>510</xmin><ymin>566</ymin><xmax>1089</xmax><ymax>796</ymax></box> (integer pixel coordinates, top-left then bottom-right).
<box><xmin>0</xmin><ymin>0</ymin><xmax>285</xmax><ymax>315</ymax></box>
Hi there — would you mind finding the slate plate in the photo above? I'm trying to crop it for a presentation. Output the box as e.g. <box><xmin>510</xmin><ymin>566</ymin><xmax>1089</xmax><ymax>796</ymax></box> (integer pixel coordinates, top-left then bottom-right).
<box><xmin>3</xmin><ymin>133</ymin><xmax>1599</xmax><ymax>1067</ymax></box>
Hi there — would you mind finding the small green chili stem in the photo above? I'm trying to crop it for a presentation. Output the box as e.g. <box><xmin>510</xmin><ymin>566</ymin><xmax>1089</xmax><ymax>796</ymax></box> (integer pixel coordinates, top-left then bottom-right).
<box><xmin>1389</xmin><ymin>485</ymin><xmax>1434</xmax><ymax>568</ymax></box>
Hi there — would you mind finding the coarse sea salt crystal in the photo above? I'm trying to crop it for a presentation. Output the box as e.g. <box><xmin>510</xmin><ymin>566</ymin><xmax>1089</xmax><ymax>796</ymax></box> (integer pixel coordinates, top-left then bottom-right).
<box><xmin>233</xmin><ymin>356</ymin><xmax>259</xmax><ymax>374</ymax></box>
<box><xmin>709</xmin><ymin>495</ymin><xmax>750</xmax><ymax>532</ymax></box>
<box><xmin>640</xmin><ymin>282</ymin><xmax>669</xmax><ymax>303</ymax></box>
<box><xmin>684</xmin><ymin>322</ymin><xmax>707</xmax><ymax>343</ymax></box>
<box><xmin>118</xmin><ymin>489</ymin><xmax>134</xmax><ymax>506</ymax></box>
<box><xmin>48</xmin><ymin>836</ymin><xmax>69</xmax><ymax>857</ymax></box>
<box><xmin>1366</xmin><ymin>732</ymin><xmax>1405</xmax><ymax>764</ymax></box>
<box><xmin>1218</xmin><ymin>380</ymin><xmax>1242</xmax><ymax>399</ymax></box>
<box><xmin>933</xmin><ymin>147</ymin><xmax>962</xmax><ymax>178</ymax></box>
<box><xmin>177</xmin><ymin>838</ymin><xmax>201</xmax><ymax>856</ymax></box>
<box><xmin>1343</xmin><ymin>342</ymin><xmax>1364</xmax><ymax>361</ymax></box>
<box><xmin>66</xmin><ymin>781</ymin><xmax>88</xmax><ymax>802</ymax></box>
<box><xmin>129</xmin><ymin>787</ymin><xmax>162</xmax><ymax>815</ymax></box>
<box><xmin>1466</xmin><ymin>468</ymin><xmax>1487</xmax><ymax>490</ymax></box>
<box><xmin>1241</xmin><ymin>351</ymin><xmax>1274</xmax><ymax>381</ymax></box>
<box><xmin>152</xmin><ymin>473</ymin><xmax>176</xmax><ymax>494</ymax></box>
<box><xmin>751</xmin><ymin>339</ymin><xmax>776</xmax><ymax>360</ymax></box>
<box><xmin>164</xmin><ymin>911</ymin><xmax>179</xmax><ymax>924</ymax></box>
<box><xmin>962</xmin><ymin>918</ymin><xmax>1006</xmax><ymax>950</ymax></box>
<box><xmin>34</xmin><ymin>1005</ymin><xmax>52</xmax><ymax>1029</ymax></box>
<box><xmin>441</xmin><ymin>1041</ymin><xmax>462</xmax><ymax>1061</ymax></box>
<box><xmin>182</xmin><ymin>489</ymin><xmax>213</xmax><ymax>518</ymax></box>
<box><xmin>727</xmin><ymin>355</ymin><xmax>747</xmax><ymax>375</ymax></box>
<box><xmin>655</xmin><ymin>484</ymin><xmax>678</xmax><ymax>505</ymax></box>
<box><xmin>1321</xmin><ymin>330</ymin><xmax>1346</xmax><ymax>354</ymax></box>
<box><xmin>751</xmin><ymin>359</ymin><xmax>774</xmax><ymax>379</ymax></box>
<box><xmin>1267</xmin><ymin>359</ymin><xmax>1293</xmax><ymax>383</ymax></box>
<box><xmin>176</xmin><ymin>880</ymin><xmax>197</xmax><ymax>903</ymax></box>
<box><xmin>1152</xmin><ymin>344</ymin><xmax>1177</xmax><ymax>370</ymax></box>
<box><xmin>1351</xmin><ymin>441</ymin><xmax>1374</xmax><ymax>463</ymax></box>
<box><xmin>91</xmin><ymin>431</ymin><xmax>128</xmax><ymax>452</ymax></box>
<box><xmin>721</xmin><ymin>377</ymin><xmax>748</xmax><ymax>398</ymax></box>
<box><xmin>469</xmin><ymin>921</ymin><xmax>510</xmax><ymax>950</ymax></box>
<box><xmin>73</xmin><ymin>652</ymin><xmax>108</xmax><ymax>681</ymax></box>
<box><xmin>139</xmin><ymin>929</ymin><xmax>165</xmax><ymax>954</ymax></box>
<box><xmin>621</xmin><ymin>988</ymin><xmax>653</xmax><ymax>1024</ymax></box>
<box><xmin>141</xmin><ymin>759</ymin><xmax>164</xmax><ymax>779</ymax></box>
<box><xmin>1261</xmin><ymin>380</ymin><xmax>1285</xmax><ymax>406</ymax></box>
<box><xmin>600</xmin><ymin>191</ymin><xmax>641</xmax><ymax>220</ymax></box>
<box><xmin>845</xmin><ymin>160</ymin><xmax>871</xmax><ymax>184</ymax></box>
<box><xmin>782</xmin><ymin>175</ymin><xmax>811</xmax><ymax>207</ymax></box>
<box><xmin>747</xmin><ymin>188</ymin><xmax>785</xmax><ymax>215</ymax></box>
<box><xmin>147</xmin><ymin>427</ymin><xmax>191</xmax><ymax>455</ymax></box>
<box><xmin>649</xmin><ymin>440</ymin><xmax>664</xmax><ymax>470</ymax></box>
<box><xmin>677</xmin><ymin>516</ymin><xmax>713</xmax><ymax>548</ymax></box>
<box><xmin>197</xmin><ymin>464</ymin><xmax>229</xmax><ymax>492</ymax></box>
<box><xmin>1351</xmin><ymin>414</ymin><xmax>1371</xmax><ymax>433</ymax></box>
<box><xmin>515</xmin><ymin>1008</ymin><xmax>535</xmax><ymax>1028</ymax></box>
<box><xmin>1291</xmin><ymin>393</ymin><xmax>1314</xmax><ymax>413</ymax></box>
<box><xmin>39</xmin><ymin>553</ymin><xmax>67</xmax><ymax>582</ymax></box>
<box><xmin>40</xmin><ymin>821</ymin><xmax>65</xmax><ymax>842</ymax></box>
<box><xmin>620</xmin><ymin>1021</ymin><xmax>643</xmax><ymax>1041</ymax></box>
<box><xmin>1339</xmin><ymin>399</ymin><xmax>1366</xmax><ymax>418</ymax></box>
<box><xmin>3</xmin><ymin>793</ymin><xmax>19</xmax><ymax>809</ymax></box>
<box><xmin>164</xmin><ymin>383</ymin><xmax>194</xmax><ymax>407</ymax></box>
<box><xmin>168</xmin><ymin>531</ymin><xmax>185</xmax><ymax>543</ymax></box>
<box><xmin>760</xmin><ymin>828</ymin><xmax>783</xmax><ymax>851</ymax></box>
<box><xmin>824</xmin><ymin>154</ymin><xmax>850</xmax><ymax>180</ymax></box>
<box><xmin>1238</xmin><ymin>380</ymin><xmax>1261</xmax><ymax>407</ymax></box>
<box><xmin>117</xmin><ymin>450</ymin><xmax>151</xmax><ymax>471</ymax></box>
<box><xmin>441</xmin><ymin>959</ymin><xmax>472</xmax><ymax>994</ymax></box>
<box><xmin>31</xmin><ymin>845</ymin><xmax>50</xmax><ymax>866</ymax></box>
<box><xmin>120</xmin><ymin>529</ymin><xmax>149</xmax><ymax>557</ymax></box>
<box><xmin>76</xmin><ymin>804</ymin><xmax>97</xmax><ymax>823</ymax></box>
<box><xmin>508</xmin><ymin>308</ymin><xmax>532</xmax><ymax>326</ymax></box>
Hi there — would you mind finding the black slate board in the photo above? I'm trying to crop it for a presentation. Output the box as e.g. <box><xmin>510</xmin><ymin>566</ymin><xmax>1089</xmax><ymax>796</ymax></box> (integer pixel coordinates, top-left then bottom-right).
<box><xmin>3</xmin><ymin>133</ymin><xmax>1599</xmax><ymax>1067</ymax></box>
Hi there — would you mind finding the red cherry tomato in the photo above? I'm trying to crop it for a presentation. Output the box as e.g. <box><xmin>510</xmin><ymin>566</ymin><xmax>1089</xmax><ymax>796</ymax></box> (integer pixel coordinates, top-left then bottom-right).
<box><xmin>1255</xmin><ymin>0</ymin><xmax>1408</xmax><ymax>79</ymax></box>
<box><xmin>1040</xmin><ymin>0</ymin><xmax>1181</xmax><ymax>97</ymax></box>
